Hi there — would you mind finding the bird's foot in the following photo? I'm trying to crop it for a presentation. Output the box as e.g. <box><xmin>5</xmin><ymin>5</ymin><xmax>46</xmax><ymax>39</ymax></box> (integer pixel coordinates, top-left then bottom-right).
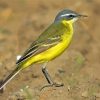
<box><xmin>40</xmin><ymin>82</ymin><xmax>64</xmax><ymax>91</ymax></box>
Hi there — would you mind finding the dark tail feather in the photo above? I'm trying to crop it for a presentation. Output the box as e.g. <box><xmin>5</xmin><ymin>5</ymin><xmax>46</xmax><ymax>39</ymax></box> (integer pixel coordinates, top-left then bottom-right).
<box><xmin>0</xmin><ymin>66</ymin><xmax>22</xmax><ymax>90</ymax></box>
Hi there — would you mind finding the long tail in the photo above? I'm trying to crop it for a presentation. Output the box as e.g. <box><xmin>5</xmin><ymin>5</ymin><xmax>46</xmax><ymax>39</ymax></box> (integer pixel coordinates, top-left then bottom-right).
<box><xmin>0</xmin><ymin>66</ymin><xmax>22</xmax><ymax>90</ymax></box>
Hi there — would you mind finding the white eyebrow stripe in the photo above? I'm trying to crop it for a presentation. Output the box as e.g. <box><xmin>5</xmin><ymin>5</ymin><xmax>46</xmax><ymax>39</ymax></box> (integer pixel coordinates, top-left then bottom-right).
<box><xmin>60</xmin><ymin>13</ymin><xmax>75</xmax><ymax>17</ymax></box>
<box><xmin>61</xmin><ymin>14</ymin><xmax>70</xmax><ymax>17</ymax></box>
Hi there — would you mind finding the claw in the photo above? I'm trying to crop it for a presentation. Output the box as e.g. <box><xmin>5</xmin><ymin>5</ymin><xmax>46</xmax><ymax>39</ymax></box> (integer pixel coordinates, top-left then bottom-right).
<box><xmin>40</xmin><ymin>82</ymin><xmax>64</xmax><ymax>91</ymax></box>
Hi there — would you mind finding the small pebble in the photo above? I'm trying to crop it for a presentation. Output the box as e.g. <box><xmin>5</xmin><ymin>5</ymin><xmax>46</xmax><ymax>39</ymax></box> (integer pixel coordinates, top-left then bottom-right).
<box><xmin>67</xmin><ymin>85</ymin><xmax>71</xmax><ymax>91</ymax></box>
<box><xmin>58</xmin><ymin>68</ymin><xmax>65</xmax><ymax>73</ymax></box>
<box><xmin>81</xmin><ymin>91</ymin><xmax>88</xmax><ymax>97</ymax></box>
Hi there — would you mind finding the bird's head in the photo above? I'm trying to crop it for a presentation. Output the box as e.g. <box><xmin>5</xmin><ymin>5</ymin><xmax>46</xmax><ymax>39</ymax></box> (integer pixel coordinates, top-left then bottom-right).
<box><xmin>55</xmin><ymin>9</ymin><xmax>87</xmax><ymax>24</ymax></box>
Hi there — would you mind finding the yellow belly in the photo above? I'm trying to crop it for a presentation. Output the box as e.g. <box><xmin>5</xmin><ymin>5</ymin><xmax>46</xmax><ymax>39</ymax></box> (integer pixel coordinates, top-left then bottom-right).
<box><xmin>21</xmin><ymin>20</ymin><xmax>73</xmax><ymax>68</ymax></box>
<box><xmin>37</xmin><ymin>33</ymin><xmax>73</xmax><ymax>61</ymax></box>
<box><xmin>21</xmin><ymin>32</ymin><xmax>73</xmax><ymax>68</ymax></box>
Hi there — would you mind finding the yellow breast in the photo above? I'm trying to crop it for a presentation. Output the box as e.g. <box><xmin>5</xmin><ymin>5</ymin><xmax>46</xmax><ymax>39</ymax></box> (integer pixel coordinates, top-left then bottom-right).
<box><xmin>22</xmin><ymin>20</ymin><xmax>73</xmax><ymax>68</ymax></box>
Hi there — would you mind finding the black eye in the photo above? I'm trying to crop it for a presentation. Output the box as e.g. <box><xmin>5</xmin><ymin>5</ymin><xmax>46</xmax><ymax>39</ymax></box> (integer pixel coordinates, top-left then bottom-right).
<box><xmin>68</xmin><ymin>14</ymin><xmax>74</xmax><ymax>18</ymax></box>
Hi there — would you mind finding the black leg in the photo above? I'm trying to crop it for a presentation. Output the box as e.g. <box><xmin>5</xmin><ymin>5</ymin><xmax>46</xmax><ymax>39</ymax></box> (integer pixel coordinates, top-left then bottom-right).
<box><xmin>41</xmin><ymin>63</ymin><xmax>64</xmax><ymax>90</ymax></box>
<box><xmin>42</xmin><ymin>67</ymin><xmax>54</xmax><ymax>85</ymax></box>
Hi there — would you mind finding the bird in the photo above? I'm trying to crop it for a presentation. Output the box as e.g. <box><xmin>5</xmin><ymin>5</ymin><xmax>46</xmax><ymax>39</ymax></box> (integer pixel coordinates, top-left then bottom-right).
<box><xmin>0</xmin><ymin>9</ymin><xmax>87</xmax><ymax>90</ymax></box>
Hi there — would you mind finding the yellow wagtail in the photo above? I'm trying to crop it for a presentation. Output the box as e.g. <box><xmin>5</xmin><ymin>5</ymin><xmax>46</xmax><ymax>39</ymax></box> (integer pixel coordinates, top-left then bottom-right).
<box><xmin>0</xmin><ymin>9</ymin><xmax>87</xmax><ymax>90</ymax></box>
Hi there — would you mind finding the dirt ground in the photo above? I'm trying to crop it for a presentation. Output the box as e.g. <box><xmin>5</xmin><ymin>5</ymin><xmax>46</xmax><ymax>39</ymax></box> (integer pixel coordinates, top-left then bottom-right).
<box><xmin>0</xmin><ymin>0</ymin><xmax>100</xmax><ymax>100</ymax></box>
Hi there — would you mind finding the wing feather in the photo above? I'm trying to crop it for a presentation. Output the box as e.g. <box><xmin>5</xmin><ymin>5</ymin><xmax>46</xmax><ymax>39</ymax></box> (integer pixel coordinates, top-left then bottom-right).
<box><xmin>16</xmin><ymin>22</ymin><xmax>66</xmax><ymax>64</ymax></box>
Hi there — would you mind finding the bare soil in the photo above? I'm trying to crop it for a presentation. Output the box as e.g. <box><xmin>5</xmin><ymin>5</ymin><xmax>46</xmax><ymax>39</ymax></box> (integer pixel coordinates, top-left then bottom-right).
<box><xmin>0</xmin><ymin>0</ymin><xmax>100</xmax><ymax>100</ymax></box>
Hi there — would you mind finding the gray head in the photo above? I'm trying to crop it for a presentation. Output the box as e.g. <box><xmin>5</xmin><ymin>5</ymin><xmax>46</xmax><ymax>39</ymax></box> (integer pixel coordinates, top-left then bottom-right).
<box><xmin>55</xmin><ymin>9</ymin><xmax>87</xmax><ymax>22</ymax></box>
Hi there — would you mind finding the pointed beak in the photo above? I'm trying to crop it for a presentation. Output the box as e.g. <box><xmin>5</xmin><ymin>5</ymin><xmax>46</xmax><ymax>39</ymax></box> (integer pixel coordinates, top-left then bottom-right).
<box><xmin>73</xmin><ymin>14</ymin><xmax>87</xmax><ymax>22</ymax></box>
